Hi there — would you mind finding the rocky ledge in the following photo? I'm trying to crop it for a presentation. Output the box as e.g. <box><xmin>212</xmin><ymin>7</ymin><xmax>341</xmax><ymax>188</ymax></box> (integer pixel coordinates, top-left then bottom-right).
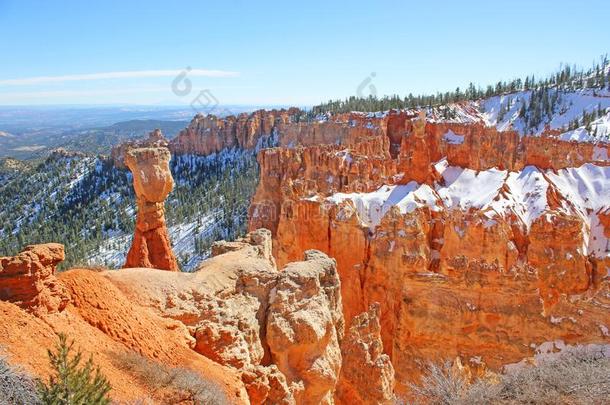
<box><xmin>106</xmin><ymin>229</ymin><xmax>396</xmax><ymax>404</ymax></box>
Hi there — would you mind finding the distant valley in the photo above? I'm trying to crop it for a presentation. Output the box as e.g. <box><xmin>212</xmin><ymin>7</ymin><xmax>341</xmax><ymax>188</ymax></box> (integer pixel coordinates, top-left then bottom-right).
<box><xmin>0</xmin><ymin>104</ymin><xmax>258</xmax><ymax>159</ymax></box>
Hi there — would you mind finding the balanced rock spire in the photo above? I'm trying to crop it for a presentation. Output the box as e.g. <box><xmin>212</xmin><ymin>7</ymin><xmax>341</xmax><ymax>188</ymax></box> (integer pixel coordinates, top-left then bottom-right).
<box><xmin>123</xmin><ymin>139</ymin><xmax>179</xmax><ymax>271</ymax></box>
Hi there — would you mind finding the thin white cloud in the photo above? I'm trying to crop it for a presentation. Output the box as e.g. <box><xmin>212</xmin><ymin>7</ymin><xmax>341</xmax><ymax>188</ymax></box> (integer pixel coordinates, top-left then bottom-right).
<box><xmin>0</xmin><ymin>86</ymin><xmax>169</xmax><ymax>99</ymax></box>
<box><xmin>0</xmin><ymin>69</ymin><xmax>239</xmax><ymax>86</ymax></box>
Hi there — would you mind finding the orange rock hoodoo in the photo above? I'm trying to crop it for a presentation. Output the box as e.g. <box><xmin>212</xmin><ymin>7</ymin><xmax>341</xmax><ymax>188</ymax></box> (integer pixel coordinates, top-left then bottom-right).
<box><xmin>336</xmin><ymin>303</ymin><xmax>395</xmax><ymax>405</ymax></box>
<box><xmin>0</xmin><ymin>243</ymin><xmax>69</xmax><ymax>315</ymax></box>
<box><xmin>124</xmin><ymin>146</ymin><xmax>179</xmax><ymax>271</ymax></box>
<box><xmin>248</xmin><ymin>109</ymin><xmax>610</xmax><ymax>393</ymax></box>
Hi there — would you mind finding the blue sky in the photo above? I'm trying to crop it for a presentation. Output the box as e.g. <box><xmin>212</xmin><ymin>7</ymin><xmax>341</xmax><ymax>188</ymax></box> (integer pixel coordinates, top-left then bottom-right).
<box><xmin>0</xmin><ymin>0</ymin><xmax>609</xmax><ymax>106</ymax></box>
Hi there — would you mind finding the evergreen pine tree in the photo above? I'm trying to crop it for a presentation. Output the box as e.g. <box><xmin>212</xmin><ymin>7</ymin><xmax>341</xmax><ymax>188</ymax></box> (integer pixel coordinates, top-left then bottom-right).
<box><xmin>519</xmin><ymin>102</ymin><xmax>526</xmax><ymax>118</ymax></box>
<box><xmin>38</xmin><ymin>334</ymin><xmax>111</xmax><ymax>405</ymax></box>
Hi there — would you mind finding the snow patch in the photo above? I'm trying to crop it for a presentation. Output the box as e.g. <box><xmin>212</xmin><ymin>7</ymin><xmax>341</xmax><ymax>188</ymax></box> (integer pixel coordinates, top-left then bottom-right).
<box><xmin>327</xmin><ymin>182</ymin><xmax>438</xmax><ymax>229</ymax></box>
<box><xmin>593</xmin><ymin>146</ymin><xmax>609</xmax><ymax>162</ymax></box>
<box><xmin>327</xmin><ymin>163</ymin><xmax>608</xmax><ymax>258</ymax></box>
<box><xmin>436</xmin><ymin>166</ymin><xmax>506</xmax><ymax>210</ymax></box>
<box><xmin>443</xmin><ymin>130</ymin><xmax>465</xmax><ymax>145</ymax></box>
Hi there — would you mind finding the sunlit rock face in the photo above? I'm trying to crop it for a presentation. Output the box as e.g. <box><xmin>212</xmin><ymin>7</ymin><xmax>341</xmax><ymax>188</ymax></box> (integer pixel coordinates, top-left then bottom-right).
<box><xmin>168</xmin><ymin>109</ymin><xmax>297</xmax><ymax>155</ymax></box>
<box><xmin>124</xmin><ymin>146</ymin><xmax>179</xmax><ymax>271</ymax></box>
<box><xmin>266</xmin><ymin>250</ymin><xmax>344</xmax><ymax>405</ymax></box>
<box><xmin>336</xmin><ymin>303</ymin><xmax>395</xmax><ymax>405</ymax></box>
<box><xmin>0</xmin><ymin>250</ymin><xmax>249</xmax><ymax>404</ymax></box>
<box><xmin>0</xmin><ymin>243</ymin><xmax>70</xmax><ymax>315</ymax></box>
<box><xmin>249</xmin><ymin>111</ymin><xmax>610</xmax><ymax>393</ymax></box>
<box><xmin>107</xmin><ymin>231</ymin><xmax>347</xmax><ymax>405</ymax></box>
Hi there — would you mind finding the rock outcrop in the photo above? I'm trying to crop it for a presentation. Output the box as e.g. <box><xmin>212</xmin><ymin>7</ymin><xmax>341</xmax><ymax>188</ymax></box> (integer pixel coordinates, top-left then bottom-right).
<box><xmin>166</xmin><ymin>108</ymin><xmax>387</xmax><ymax>158</ymax></box>
<box><xmin>266</xmin><ymin>250</ymin><xmax>344</xmax><ymax>405</ymax></box>
<box><xmin>0</xmin><ymin>243</ymin><xmax>69</xmax><ymax>315</ymax></box>
<box><xmin>123</xmin><ymin>146</ymin><xmax>179</xmax><ymax>271</ymax></box>
<box><xmin>105</xmin><ymin>231</ymin><xmax>349</xmax><ymax>404</ymax></box>
<box><xmin>109</xmin><ymin>229</ymin><xmax>290</xmax><ymax>403</ymax></box>
<box><xmin>249</xmin><ymin>112</ymin><xmax>610</xmax><ymax>394</ymax></box>
<box><xmin>336</xmin><ymin>303</ymin><xmax>395</xmax><ymax>405</ymax></box>
<box><xmin>0</xmin><ymin>262</ymin><xmax>248</xmax><ymax>403</ymax></box>
<box><xmin>168</xmin><ymin>109</ymin><xmax>297</xmax><ymax>156</ymax></box>
<box><xmin>111</xmin><ymin>128</ymin><xmax>169</xmax><ymax>169</ymax></box>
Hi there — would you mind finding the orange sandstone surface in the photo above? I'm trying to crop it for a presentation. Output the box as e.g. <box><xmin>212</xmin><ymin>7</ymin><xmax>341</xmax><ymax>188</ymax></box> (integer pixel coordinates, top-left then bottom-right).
<box><xmin>0</xmin><ymin>245</ymin><xmax>248</xmax><ymax>404</ymax></box>
<box><xmin>1</xmin><ymin>231</ymin><xmax>390</xmax><ymax>404</ymax></box>
<box><xmin>106</xmin><ymin>230</ymin><xmax>375</xmax><ymax>404</ymax></box>
<box><xmin>248</xmin><ymin>110</ymin><xmax>610</xmax><ymax>393</ymax></box>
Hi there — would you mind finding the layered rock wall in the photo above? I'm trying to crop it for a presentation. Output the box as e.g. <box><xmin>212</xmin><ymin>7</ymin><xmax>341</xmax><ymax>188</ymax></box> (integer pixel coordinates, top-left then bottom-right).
<box><xmin>166</xmin><ymin>108</ymin><xmax>391</xmax><ymax>158</ymax></box>
<box><xmin>168</xmin><ymin>109</ymin><xmax>297</xmax><ymax>155</ymax></box>
<box><xmin>249</xmin><ymin>112</ymin><xmax>610</xmax><ymax>393</ymax></box>
<box><xmin>100</xmin><ymin>107</ymin><xmax>609</xmax><ymax>399</ymax></box>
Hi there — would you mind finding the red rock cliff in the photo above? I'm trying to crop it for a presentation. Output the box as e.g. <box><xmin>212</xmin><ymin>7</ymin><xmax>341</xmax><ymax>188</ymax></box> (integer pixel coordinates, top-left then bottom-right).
<box><xmin>166</xmin><ymin>108</ymin><xmax>388</xmax><ymax>157</ymax></box>
<box><xmin>168</xmin><ymin>109</ymin><xmax>298</xmax><ymax>155</ymax></box>
<box><xmin>249</xmin><ymin>112</ymin><xmax>610</xmax><ymax>394</ymax></box>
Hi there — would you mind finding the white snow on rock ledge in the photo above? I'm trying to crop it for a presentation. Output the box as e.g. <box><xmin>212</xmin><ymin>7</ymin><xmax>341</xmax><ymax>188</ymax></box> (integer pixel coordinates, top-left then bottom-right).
<box><xmin>436</xmin><ymin>166</ymin><xmax>507</xmax><ymax>210</ymax></box>
<box><xmin>443</xmin><ymin>130</ymin><xmax>465</xmax><ymax>145</ymax></box>
<box><xmin>546</xmin><ymin>164</ymin><xmax>610</xmax><ymax>257</ymax></box>
<box><xmin>593</xmin><ymin>146</ymin><xmax>609</xmax><ymax>162</ymax></box>
<box><xmin>327</xmin><ymin>182</ymin><xmax>438</xmax><ymax>228</ymax></box>
<box><xmin>490</xmin><ymin>166</ymin><xmax>549</xmax><ymax>230</ymax></box>
<box><xmin>326</xmin><ymin>162</ymin><xmax>609</xmax><ymax>258</ymax></box>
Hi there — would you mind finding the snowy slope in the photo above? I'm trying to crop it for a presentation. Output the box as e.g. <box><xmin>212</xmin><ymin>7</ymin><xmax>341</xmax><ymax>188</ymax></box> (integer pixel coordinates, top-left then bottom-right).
<box><xmin>479</xmin><ymin>89</ymin><xmax>610</xmax><ymax>142</ymax></box>
<box><xmin>2</xmin><ymin>146</ymin><xmax>258</xmax><ymax>271</ymax></box>
<box><xmin>342</xmin><ymin>89</ymin><xmax>610</xmax><ymax>143</ymax></box>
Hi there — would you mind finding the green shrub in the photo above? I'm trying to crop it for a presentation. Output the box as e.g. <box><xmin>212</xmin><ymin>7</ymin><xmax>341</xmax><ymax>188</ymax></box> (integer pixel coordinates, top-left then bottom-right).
<box><xmin>37</xmin><ymin>334</ymin><xmax>111</xmax><ymax>405</ymax></box>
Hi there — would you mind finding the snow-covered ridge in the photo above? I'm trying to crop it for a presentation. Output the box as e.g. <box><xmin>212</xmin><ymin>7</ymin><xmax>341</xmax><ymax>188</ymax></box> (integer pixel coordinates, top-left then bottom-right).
<box><xmin>318</xmin><ymin>89</ymin><xmax>610</xmax><ymax>144</ymax></box>
<box><xmin>326</xmin><ymin>161</ymin><xmax>609</xmax><ymax>258</ymax></box>
<box><xmin>430</xmin><ymin>89</ymin><xmax>610</xmax><ymax>143</ymax></box>
<box><xmin>480</xmin><ymin>89</ymin><xmax>610</xmax><ymax>142</ymax></box>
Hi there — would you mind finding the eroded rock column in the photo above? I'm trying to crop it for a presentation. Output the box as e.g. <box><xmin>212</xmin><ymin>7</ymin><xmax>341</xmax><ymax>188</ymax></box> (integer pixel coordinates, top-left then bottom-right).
<box><xmin>266</xmin><ymin>250</ymin><xmax>345</xmax><ymax>405</ymax></box>
<box><xmin>124</xmin><ymin>147</ymin><xmax>179</xmax><ymax>271</ymax></box>
<box><xmin>398</xmin><ymin>110</ymin><xmax>433</xmax><ymax>184</ymax></box>
<box><xmin>336</xmin><ymin>303</ymin><xmax>395</xmax><ymax>405</ymax></box>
